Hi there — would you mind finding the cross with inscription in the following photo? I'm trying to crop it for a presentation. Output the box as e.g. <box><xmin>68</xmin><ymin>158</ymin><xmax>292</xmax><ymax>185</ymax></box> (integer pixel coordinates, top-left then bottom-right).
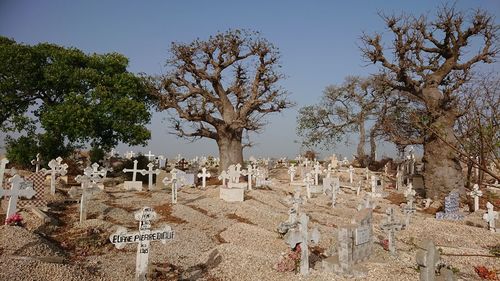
<box><xmin>0</xmin><ymin>175</ymin><xmax>36</xmax><ymax>222</ymax></box>
<box><xmin>109</xmin><ymin>207</ymin><xmax>174</xmax><ymax>281</ymax></box>
<box><xmin>46</xmin><ymin>157</ymin><xmax>68</xmax><ymax>194</ymax></box>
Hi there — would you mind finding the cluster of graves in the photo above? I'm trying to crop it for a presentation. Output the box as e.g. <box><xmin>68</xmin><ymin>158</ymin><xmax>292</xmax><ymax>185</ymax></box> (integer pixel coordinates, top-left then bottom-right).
<box><xmin>0</xmin><ymin>149</ymin><xmax>498</xmax><ymax>280</ymax></box>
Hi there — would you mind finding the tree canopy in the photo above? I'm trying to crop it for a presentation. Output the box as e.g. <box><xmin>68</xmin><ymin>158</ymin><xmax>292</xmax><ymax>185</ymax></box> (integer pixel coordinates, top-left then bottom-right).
<box><xmin>0</xmin><ymin>36</ymin><xmax>151</xmax><ymax>166</ymax></box>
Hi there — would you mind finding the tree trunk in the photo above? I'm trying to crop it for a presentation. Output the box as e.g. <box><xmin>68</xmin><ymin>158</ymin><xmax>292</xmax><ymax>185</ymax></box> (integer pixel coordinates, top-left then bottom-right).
<box><xmin>422</xmin><ymin>112</ymin><xmax>465</xmax><ymax>199</ymax></box>
<box><xmin>369</xmin><ymin>126</ymin><xmax>377</xmax><ymax>164</ymax></box>
<box><xmin>357</xmin><ymin>116</ymin><xmax>367</xmax><ymax>166</ymax></box>
<box><xmin>217</xmin><ymin>131</ymin><xmax>244</xmax><ymax>172</ymax></box>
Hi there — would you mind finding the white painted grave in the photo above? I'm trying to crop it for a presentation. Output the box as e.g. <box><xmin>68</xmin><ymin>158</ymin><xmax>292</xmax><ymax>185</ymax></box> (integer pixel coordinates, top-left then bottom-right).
<box><xmin>109</xmin><ymin>207</ymin><xmax>174</xmax><ymax>281</ymax></box>
<box><xmin>0</xmin><ymin>175</ymin><xmax>36</xmax><ymax>222</ymax></box>
<box><xmin>140</xmin><ymin>163</ymin><xmax>160</xmax><ymax>191</ymax></box>
<box><xmin>242</xmin><ymin>164</ymin><xmax>257</xmax><ymax>190</ymax></box>
<box><xmin>197</xmin><ymin>167</ymin><xmax>211</xmax><ymax>188</ymax></box>
<box><xmin>288</xmin><ymin>164</ymin><xmax>297</xmax><ymax>183</ymax></box>
<box><xmin>123</xmin><ymin>160</ymin><xmax>143</xmax><ymax>191</ymax></box>
<box><xmin>69</xmin><ymin>167</ymin><xmax>101</xmax><ymax>222</ymax></box>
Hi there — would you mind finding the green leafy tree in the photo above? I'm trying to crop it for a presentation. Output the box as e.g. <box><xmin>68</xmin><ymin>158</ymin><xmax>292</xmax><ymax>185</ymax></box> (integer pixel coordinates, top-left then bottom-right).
<box><xmin>0</xmin><ymin>36</ymin><xmax>152</xmax><ymax>166</ymax></box>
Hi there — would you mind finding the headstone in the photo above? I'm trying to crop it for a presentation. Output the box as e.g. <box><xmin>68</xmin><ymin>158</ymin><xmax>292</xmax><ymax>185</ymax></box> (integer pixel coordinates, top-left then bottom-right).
<box><xmin>31</xmin><ymin>153</ymin><xmax>42</xmax><ymax>173</ymax></box>
<box><xmin>0</xmin><ymin>175</ymin><xmax>36</xmax><ymax>222</ymax></box>
<box><xmin>109</xmin><ymin>207</ymin><xmax>174</xmax><ymax>281</ymax></box>
<box><xmin>123</xmin><ymin>160</ymin><xmax>143</xmax><ymax>191</ymax></box>
<box><xmin>197</xmin><ymin>167</ymin><xmax>211</xmax><ymax>188</ymax></box>
<box><xmin>140</xmin><ymin>163</ymin><xmax>160</xmax><ymax>191</ymax></box>
<box><xmin>45</xmin><ymin>157</ymin><xmax>68</xmax><ymax>194</ymax></box>
<box><xmin>416</xmin><ymin>240</ymin><xmax>456</xmax><ymax>281</ymax></box>
<box><xmin>323</xmin><ymin>208</ymin><xmax>373</xmax><ymax>274</ymax></box>
<box><xmin>467</xmin><ymin>184</ymin><xmax>483</xmax><ymax>212</ymax></box>
<box><xmin>284</xmin><ymin>213</ymin><xmax>320</xmax><ymax>276</ymax></box>
<box><xmin>436</xmin><ymin>191</ymin><xmax>464</xmax><ymax>220</ymax></box>
<box><xmin>380</xmin><ymin>207</ymin><xmax>403</xmax><ymax>255</ymax></box>
<box><xmin>483</xmin><ymin>202</ymin><xmax>498</xmax><ymax>232</ymax></box>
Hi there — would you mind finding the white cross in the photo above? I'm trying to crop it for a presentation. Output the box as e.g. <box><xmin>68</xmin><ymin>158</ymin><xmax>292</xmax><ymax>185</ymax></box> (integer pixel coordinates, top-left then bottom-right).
<box><xmin>288</xmin><ymin>164</ymin><xmax>297</xmax><ymax>183</ymax></box>
<box><xmin>303</xmin><ymin>173</ymin><xmax>314</xmax><ymax>199</ymax></box>
<box><xmin>303</xmin><ymin>158</ymin><xmax>310</xmax><ymax>168</ymax></box>
<box><xmin>123</xmin><ymin>160</ymin><xmax>140</xmax><ymax>181</ymax></box>
<box><xmin>404</xmin><ymin>183</ymin><xmax>416</xmax><ymax>200</ymax></box>
<box><xmin>46</xmin><ymin>157</ymin><xmax>68</xmax><ymax>194</ymax></box>
<box><xmin>348</xmin><ymin>165</ymin><xmax>355</xmax><ymax>183</ymax></box>
<box><xmin>162</xmin><ymin>169</ymin><xmax>184</xmax><ymax>204</ymax></box>
<box><xmin>227</xmin><ymin>164</ymin><xmax>242</xmax><ymax>184</ymax></box>
<box><xmin>242</xmin><ymin>164</ymin><xmax>256</xmax><ymax>190</ymax></box>
<box><xmin>89</xmin><ymin>163</ymin><xmax>107</xmax><ymax>187</ymax></box>
<box><xmin>312</xmin><ymin>162</ymin><xmax>322</xmax><ymax>185</ymax></box>
<box><xmin>0</xmin><ymin>175</ymin><xmax>36</xmax><ymax>222</ymax></box>
<box><xmin>380</xmin><ymin>207</ymin><xmax>403</xmax><ymax>255</ymax></box>
<box><xmin>31</xmin><ymin>153</ymin><xmax>42</xmax><ymax>173</ymax></box>
<box><xmin>483</xmin><ymin>202</ymin><xmax>498</xmax><ymax>232</ymax></box>
<box><xmin>69</xmin><ymin>167</ymin><xmax>101</xmax><ymax>222</ymax></box>
<box><xmin>468</xmin><ymin>184</ymin><xmax>483</xmax><ymax>212</ymax></box>
<box><xmin>109</xmin><ymin>207</ymin><xmax>174</xmax><ymax>280</ymax></box>
<box><xmin>144</xmin><ymin>151</ymin><xmax>155</xmax><ymax>161</ymax></box>
<box><xmin>197</xmin><ymin>167</ymin><xmax>211</xmax><ymax>188</ymax></box>
<box><xmin>218</xmin><ymin>171</ymin><xmax>230</xmax><ymax>187</ymax></box>
<box><xmin>140</xmin><ymin>163</ymin><xmax>160</xmax><ymax>190</ymax></box>
<box><xmin>323</xmin><ymin>163</ymin><xmax>333</xmax><ymax>179</ymax></box>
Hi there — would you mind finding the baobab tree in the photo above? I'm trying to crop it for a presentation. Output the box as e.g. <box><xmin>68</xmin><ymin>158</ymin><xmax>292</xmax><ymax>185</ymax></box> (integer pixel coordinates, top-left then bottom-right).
<box><xmin>361</xmin><ymin>6</ymin><xmax>498</xmax><ymax>198</ymax></box>
<box><xmin>297</xmin><ymin>76</ymin><xmax>389</xmax><ymax>167</ymax></box>
<box><xmin>148</xmin><ymin>30</ymin><xmax>293</xmax><ymax>170</ymax></box>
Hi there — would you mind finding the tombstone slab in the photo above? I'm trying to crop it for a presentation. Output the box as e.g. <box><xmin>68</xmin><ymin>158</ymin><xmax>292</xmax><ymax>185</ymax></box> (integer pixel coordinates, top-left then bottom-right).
<box><xmin>220</xmin><ymin>186</ymin><xmax>244</xmax><ymax>202</ymax></box>
<box><xmin>124</xmin><ymin>181</ymin><xmax>143</xmax><ymax>191</ymax></box>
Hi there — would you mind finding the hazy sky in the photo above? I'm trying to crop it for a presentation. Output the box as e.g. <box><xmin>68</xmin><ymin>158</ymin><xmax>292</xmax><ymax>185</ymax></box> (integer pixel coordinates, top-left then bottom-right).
<box><xmin>1</xmin><ymin>0</ymin><xmax>499</xmax><ymax>160</ymax></box>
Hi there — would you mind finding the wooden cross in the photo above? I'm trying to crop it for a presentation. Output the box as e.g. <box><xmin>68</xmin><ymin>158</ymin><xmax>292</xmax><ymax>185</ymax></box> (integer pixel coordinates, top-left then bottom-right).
<box><xmin>140</xmin><ymin>163</ymin><xmax>160</xmax><ymax>191</ymax></box>
<box><xmin>46</xmin><ymin>157</ymin><xmax>68</xmax><ymax>194</ymax></box>
<box><xmin>483</xmin><ymin>202</ymin><xmax>498</xmax><ymax>232</ymax></box>
<box><xmin>288</xmin><ymin>164</ymin><xmax>296</xmax><ymax>183</ymax></box>
<box><xmin>69</xmin><ymin>167</ymin><xmax>101</xmax><ymax>222</ymax></box>
<box><xmin>109</xmin><ymin>207</ymin><xmax>174</xmax><ymax>281</ymax></box>
<box><xmin>285</xmin><ymin>213</ymin><xmax>320</xmax><ymax>276</ymax></box>
<box><xmin>176</xmin><ymin>158</ymin><xmax>189</xmax><ymax>171</ymax></box>
<box><xmin>123</xmin><ymin>160</ymin><xmax>140</xmax><ymax>181</ymax></box>
<box><xmin>380</xmin><ymin>207</ymin><xmax>403</xmax><ymax>255</ymax></box>
<box><xmin>144</xmin><ymin>151</ymin><xmax>155</xmax><ymax>161</ymax></box>
<box><xmin>0</xmin><ymin>175</ymin><xmax>36</xmax><ymax>222</ymax></box>
<box><xmin>468</xmin><ymin>184</ymin><xmax>483</xmax><ymax>212</ymax></box>
<box><xmin>197</xmin><ymin>167</ymin><xmax>211</xmax><ymax>188</ymax></box>
<box><xmin>31</xmin><ymin>153</ymin><xmax>42</xmax><ymax>173</ymax></box>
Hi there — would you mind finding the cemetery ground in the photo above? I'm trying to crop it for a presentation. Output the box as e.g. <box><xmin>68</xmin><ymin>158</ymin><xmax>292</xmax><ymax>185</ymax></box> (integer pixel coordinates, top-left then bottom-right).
<box><xmin>0</xmin><ymin>167</ymin><xmax>499</xmax><ymax>281</ymax></box>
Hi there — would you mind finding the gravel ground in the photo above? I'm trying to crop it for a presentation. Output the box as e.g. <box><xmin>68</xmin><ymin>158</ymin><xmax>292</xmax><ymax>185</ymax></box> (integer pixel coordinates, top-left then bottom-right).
<box><xmin>0</xmin><ymin>167</ymin><xmax>498</xmax><ymax>280</ymax></box>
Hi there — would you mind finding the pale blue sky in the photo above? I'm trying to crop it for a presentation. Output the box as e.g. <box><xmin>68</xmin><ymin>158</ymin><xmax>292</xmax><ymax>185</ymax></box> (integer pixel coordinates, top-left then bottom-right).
<box><xmin>1</xmin><ymin>0</ymin><xmax>499</xmax><ymax>160</ymax></box>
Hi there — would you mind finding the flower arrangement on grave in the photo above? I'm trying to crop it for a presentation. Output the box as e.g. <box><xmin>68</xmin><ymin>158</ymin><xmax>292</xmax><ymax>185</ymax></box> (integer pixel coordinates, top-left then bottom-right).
<box><xmin>275</xmin><ymin>244</ymin><xmax>301</xmax><ymax>272</ymax></box>
<box><xmin>474</xmin><ymin>265</ymin><xmax>497</xmax><ymax>280</ymax></box>
<box><xmin>5</xmin><ymin>213</ymin><xmax>24</xmax><ymax>226</ymax></box>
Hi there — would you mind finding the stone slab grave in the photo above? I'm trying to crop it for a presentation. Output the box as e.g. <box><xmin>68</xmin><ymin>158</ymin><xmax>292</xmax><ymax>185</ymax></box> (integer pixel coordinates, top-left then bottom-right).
<box><xmin>109</xmin><ymin>207</ymin><xmax>175</xmax><ymax>281</ymax></box>
<box><xmin>436</xmin><ymin>190</ymin><xmax>464</xmax><ymax>220</ymax></box>
<box><xmin>284</xmin><ymin>213</ymin><xmax>320</xmax><ymax>276</ymax></box>
<box><xmin>68</xmin><ymin>167</ymin><xmax>102</xmax><ymax>222</ymax></box>
<box><xmin>123</xmin><ymin>160</ymin><xmax>143</xmax><ymax>191</ymax></box>
<box><xmin>45</xmin><ymin>157</ymin><xmax>68</xmax><ymax>194</ymax></box>
<box><xmin>323</xmin><ymin>208</ymin><xmax>373</xmax><ymax>276</ymax></box>
<box><xmin>220</xmin><ymin>164</ymin><xmax>245</xmax><ymax>202</ymax></box>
